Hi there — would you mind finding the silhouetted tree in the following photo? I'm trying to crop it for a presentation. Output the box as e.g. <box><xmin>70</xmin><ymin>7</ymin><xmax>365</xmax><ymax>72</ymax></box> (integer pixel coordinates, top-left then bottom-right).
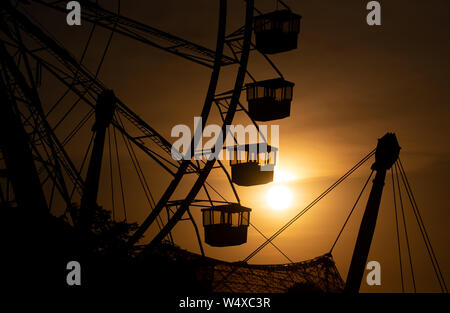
<box><xmin>66</xmin><ymin>203</ymin><xmax>139</xmax><ymax>257</ymax></box>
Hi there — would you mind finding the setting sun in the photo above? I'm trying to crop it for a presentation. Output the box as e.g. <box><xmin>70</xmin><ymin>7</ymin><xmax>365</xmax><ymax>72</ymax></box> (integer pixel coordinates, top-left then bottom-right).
<box><xmin>267</xmin><ymin>185</ymin><xmax>293</xmax><ymax>211</ymax></box>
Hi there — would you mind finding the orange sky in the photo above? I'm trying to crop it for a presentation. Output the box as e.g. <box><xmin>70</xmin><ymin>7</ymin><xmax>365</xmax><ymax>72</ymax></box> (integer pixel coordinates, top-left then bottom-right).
<box><xmin>31</xmin><ymin>0</ymin><xmax>450</xmax><ymax>292</ymax></box>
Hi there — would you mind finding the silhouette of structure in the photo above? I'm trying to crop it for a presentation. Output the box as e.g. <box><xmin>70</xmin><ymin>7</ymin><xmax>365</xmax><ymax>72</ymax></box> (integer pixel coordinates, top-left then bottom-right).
<box><xmin>345</xmin><ymin>133</ymin><xmax>401</xmax><ymax>293</ymax></box>
<box><xmin>246</xmin><ymin>78</ymin><xmax>295</xmax><ymax>121</ymax></box>
<box><xmin>0</xmin><ymin>0</ymin><xmax>446</xmax><ymax>293</ymax></box>
<box><xmin>201</xmin><ymin>204</ymin><xmax>251</xmax><ymax>247</ymax></box>
<box><xmin>254</xmin><ymin>9</ymin><xmax>302</xmax><ymax>54</ymax></box>
<box><xmin>205</xmin><ymin>254</ymin><xmax>344</xmax><ymax>293</ymax></box>
<box><xmin>228</xmin><ymin>143</ymin><xmax>277</xmax><ymax>186</ymax></box>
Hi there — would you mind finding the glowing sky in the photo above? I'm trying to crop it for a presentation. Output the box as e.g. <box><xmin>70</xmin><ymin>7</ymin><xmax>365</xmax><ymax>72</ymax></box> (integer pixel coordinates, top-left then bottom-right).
<box><xmin>29</xmin><ymin>0</ymin><xmax>450</xmax><ymax>292</ymax></box>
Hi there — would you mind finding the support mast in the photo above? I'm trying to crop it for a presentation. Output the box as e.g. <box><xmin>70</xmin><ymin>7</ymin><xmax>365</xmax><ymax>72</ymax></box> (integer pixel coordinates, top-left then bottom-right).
<box><xmin>344</xmin><ymin>133</ymin><xmax>400</xmax><ymax>293</ymax></box>
<box><xmin>79</xmin><ymin>90</ymin><xmax>116</xmax><ymax>232</ymax></box>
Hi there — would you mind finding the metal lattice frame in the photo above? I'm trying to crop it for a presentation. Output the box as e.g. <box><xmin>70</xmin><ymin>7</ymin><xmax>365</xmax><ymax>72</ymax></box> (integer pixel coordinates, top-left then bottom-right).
<box><xmin>208</xmin><ymin>254</ymin><xmax>345</xmax><ymax>293</ymax></box>
<box><xmin>140</xmin><ymin>242</ymin><xmax>344</xmax><ymax>293</ymax></box>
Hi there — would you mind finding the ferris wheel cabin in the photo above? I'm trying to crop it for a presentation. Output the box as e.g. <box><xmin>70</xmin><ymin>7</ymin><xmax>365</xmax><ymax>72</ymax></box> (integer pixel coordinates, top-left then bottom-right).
<box><xmin>202</xmin><ymin>204</ymin><xmax>251</xmax><ymax>247</ymax></box>
<box><xmin>246</xmin><ymin>78</ymin><xmax>294</xmax><ymax>121</ymax></box>
<box><xmin>227</xmin><ymin>143</ymin><xmax>277</xmax><ymax>186</ymax></box>
<box><xmin>254</xmin><ymin>10</ymin><xmax>302</xmax><ymax>54</ymax></box>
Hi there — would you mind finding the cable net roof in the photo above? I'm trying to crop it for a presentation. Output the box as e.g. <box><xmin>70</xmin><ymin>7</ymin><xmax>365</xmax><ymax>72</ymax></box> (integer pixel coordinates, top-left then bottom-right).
<box><xmin>197</xmin><ymin>253</ymin><xmax>345</xmax><ymax>293</ymax></box>
<box><xmin>140</xmin><ymin>243</ymin><xmax>344</xmax><ymax>293</ymax></box>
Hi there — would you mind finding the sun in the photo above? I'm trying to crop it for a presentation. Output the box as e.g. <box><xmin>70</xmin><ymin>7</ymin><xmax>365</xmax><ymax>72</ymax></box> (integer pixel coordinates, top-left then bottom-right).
<box><xmin>267</xmin><ymin>185</ymin><xmax>293</xmax><ymax>211</ymax></box>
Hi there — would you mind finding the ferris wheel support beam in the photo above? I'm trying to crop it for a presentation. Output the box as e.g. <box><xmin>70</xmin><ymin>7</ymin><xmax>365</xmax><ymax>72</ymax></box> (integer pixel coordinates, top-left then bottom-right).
<box><xmin>0</xmin><ymin>67</ymin><xmax>48</xmax><ymax>214</ymax></box>
<box><xmin>0</xmin><ymin>36</ymin><xmax>77</xmax><ymax>213</ymax></box>
<box><xmin>79</xmin><ymin>90</ymin><xmax>116</xmax><ymax>231</ymax></box>
<box><xmin>345</xmin><ymin>133</ymin><xmax>401</xmax><ymax>293</ymax></box>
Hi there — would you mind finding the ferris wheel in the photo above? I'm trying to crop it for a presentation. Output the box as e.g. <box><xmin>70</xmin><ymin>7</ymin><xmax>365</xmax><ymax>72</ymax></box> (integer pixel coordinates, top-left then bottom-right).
<box><xmin>0</xmin><ymin>0</ymin><xmax>302</xmax><ymax>256</ymax></box>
